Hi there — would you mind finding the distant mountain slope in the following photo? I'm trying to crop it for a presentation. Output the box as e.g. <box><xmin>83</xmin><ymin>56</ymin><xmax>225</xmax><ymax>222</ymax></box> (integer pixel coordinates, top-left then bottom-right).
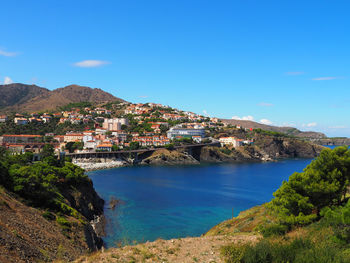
<box><xmin>0</xmin><ymin>83</ymin><xmax>124</xmax><ymax>113</ymax></box>
<box><xmin>0</xmin><ymin>84</ymin><xmax>50</xmax><ymax>109</ymax></box>
<box><xmin>221</xmin><ymin>119</ymin><xmax>326</xmax><ymax>139</ymax></box>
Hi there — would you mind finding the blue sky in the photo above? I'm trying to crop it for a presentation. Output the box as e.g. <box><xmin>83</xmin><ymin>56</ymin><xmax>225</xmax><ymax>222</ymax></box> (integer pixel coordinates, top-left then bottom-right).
<box><xmin>0</xmin><ymin>0</ymin><xmax>349</xmax><ymax>137</ymax></box>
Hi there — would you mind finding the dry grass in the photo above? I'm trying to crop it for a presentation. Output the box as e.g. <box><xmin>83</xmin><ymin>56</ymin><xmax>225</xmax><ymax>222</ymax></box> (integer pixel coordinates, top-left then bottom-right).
<box><xmin>75</xmin><ymin>234</ymin><xmax>259</xmax><ymax>263</ymax></box>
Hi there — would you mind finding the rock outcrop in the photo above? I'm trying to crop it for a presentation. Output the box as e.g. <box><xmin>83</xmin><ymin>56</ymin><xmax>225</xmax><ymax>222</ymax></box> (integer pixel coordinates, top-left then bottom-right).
<box><xmin>139</xmin><ymin>148</ymin><xmax>199</xmax><ymax>165</ymax></box>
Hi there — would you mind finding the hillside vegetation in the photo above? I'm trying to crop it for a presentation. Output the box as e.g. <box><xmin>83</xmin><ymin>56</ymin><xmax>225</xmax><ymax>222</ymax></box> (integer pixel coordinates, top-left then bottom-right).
<box><xmin>0</xmin><ymin>146</ymin><xmax>104</xmax><ymax>262</ymax></box>
<box><xmin>218</xmin><ymin>146</ymin><xmax>350</xmax><ymax>263</ymax></box>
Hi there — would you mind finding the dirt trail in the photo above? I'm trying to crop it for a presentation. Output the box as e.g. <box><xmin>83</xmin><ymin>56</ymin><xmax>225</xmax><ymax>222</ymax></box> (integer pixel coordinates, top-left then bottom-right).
<box><xmin>75</xmin><ymin>234</ymin><xmax>258</xmax><ymax>263</ymax></box>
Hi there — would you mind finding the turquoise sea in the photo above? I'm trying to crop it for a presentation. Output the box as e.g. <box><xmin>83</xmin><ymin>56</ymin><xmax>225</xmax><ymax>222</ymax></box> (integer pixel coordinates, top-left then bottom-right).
<box><xmin>88</xmin><ymin>158</ymin><xmax>315</xmax><ymax>247</ymax></box>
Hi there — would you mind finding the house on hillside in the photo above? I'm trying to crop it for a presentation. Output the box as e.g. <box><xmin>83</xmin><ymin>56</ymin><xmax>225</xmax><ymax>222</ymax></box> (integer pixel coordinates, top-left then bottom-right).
<box><xmin>218</xmin><ymin>137</ymin><xmax>251</xmax><ymax>148</ymax></box>
<box><xmin>64</xmin><ymin>133</ymin><xmax>84</xmax><ymax>143</ymax></box>
<box><xmin>0</xmin><ymin>115</ymin><xmax>7</xmax><ymax>122</ymax></box>
<box><xmin>14</xmin><ymin>117</ymin><xmax>28</xmax><ymax>125</ymax></box>
<box><xmin>97</xmin><ymin>143</ymin><xmax>112</xmax><ymax>152</ymax></box>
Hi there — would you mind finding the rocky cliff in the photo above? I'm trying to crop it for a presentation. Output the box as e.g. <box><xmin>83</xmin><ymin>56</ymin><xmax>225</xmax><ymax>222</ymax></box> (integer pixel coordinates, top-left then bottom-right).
<box><xmin>0</xmin><ymin>180</ymin><xmax>104</xmax><ymax>263</ymax></box>
<box><xmin>309</xmin><ymin>137</ymin><xmax>350</xmax><ymax>146</ymax></box>
<box><xmin>134</xmin><ymin>136</ymin><xmax>323</xmax><ymax>166</ymax></box>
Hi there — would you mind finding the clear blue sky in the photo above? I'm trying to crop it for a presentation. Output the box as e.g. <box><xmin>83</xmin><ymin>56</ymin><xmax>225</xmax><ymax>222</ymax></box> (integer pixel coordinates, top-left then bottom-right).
<box><xmin>1</xmin><ymin>0</ymin><xmax>349</xmax><ymax>137</ymax></box>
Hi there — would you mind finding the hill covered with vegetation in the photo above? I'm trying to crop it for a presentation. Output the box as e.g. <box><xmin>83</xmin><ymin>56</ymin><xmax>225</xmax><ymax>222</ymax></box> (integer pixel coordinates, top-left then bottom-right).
<box><xmin>0</xmin><ymin>145</ymin><xmax>104</xmax><ymax>262</ymax></box>
<box><xmin>210</xmin><ymin>146</ymin><xmax>350</xmax><ymax>262</ymax></box>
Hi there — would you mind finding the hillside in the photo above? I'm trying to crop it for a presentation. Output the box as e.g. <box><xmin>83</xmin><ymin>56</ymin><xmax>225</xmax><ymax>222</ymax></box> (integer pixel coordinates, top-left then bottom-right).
<box><xmin>0</xmin><ymin>83</ymin><xmax>124</xmax><ymax>113</ymax></box>
<box><xmin>221</xmin><ymin>118</ymin><xmax>326</xmax><ymax>139</ymax></box>
<box><xmin>0</xmin><ymin>83</ymin><xmax>50</xmax><ymax>109</ymax></box>
<box><xmin>0</xmin><ymin>186</ymin><xmax>103</xmax><ymax>263</ymax></box>
<box><xmin>0</xmin><ymin>149</ymin><xmax>105</xmax><ymax>263</ymax></box>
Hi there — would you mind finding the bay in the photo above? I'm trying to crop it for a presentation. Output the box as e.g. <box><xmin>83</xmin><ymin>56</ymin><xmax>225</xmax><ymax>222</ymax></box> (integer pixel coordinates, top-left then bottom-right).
<box><xmin>88</xmin><ymin>159</ymin><xmax>312</xmax><ymax>247</ymax></box>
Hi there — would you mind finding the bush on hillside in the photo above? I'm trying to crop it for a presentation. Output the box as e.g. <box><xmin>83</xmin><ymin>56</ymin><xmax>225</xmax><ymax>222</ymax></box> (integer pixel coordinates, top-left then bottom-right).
<box><xmin>268</xmin><ymin>146</ymin><xmax>350</xmax><ymax>225</ymax></box>
<box><xmin>221</xmin><ymin>237</ymin><xmax>349</xmax><ymax>263</ymax></box>
<box><xmin>0</xmin><ymin>145</ymin><xmax>89</xmax><ymax>216</ymax></box>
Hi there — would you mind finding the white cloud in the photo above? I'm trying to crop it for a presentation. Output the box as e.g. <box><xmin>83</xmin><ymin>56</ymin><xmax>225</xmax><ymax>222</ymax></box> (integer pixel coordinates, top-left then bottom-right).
<box><xmin>311</xmin><ymin>77</ymin><xmax>338</xmax><ymax>81</ymax></box>
<box><xmin>258</xmin><ymin>102</ymin><xmax>273</xmax><ymax>107</ymax></box>
<box><xmin>0</xmin><ymin>48</ymin><xmax>17</xmax><ymax>57</ymax></box>
<box><xmin>260</xmin><ymin>119</ymin><xmax>273</xmax><ymax>125</ymax></box>
<box><xmin>73</xmin><ymin>60</ymin><xmax>110</xmax><ymax>68</ymax></box>
<box><xmin>138</xmin><ymin>95</ymin><xmax>148</xmax><ymax>98</ymax></box>
<box><xmin>286</xmin><ymin>71</ymin><xmax>304</xmax><ymax>76</ymax></box>
<box><xmin>4</xmin><ymin>76</ymin><xmax>13</xmax><ymax>85</ymax></box>
<box><xmin>281</xmin><ymin>122</ymin><xmax>296</xmax><ymax>127</ymax></box>
<box><xmin>232</xmin><ymin>115</ymin><xmax>254</xmax><ymax>121</ymax></box>
<box><xmin>303</xmin><ymin>122</ymin><xmax>317</xmax><ymax>127</ymax></box>
<box><xmin>203</xmin><ymin>110</ymin><xmax>210</xmax><ymax>117</ymax></box>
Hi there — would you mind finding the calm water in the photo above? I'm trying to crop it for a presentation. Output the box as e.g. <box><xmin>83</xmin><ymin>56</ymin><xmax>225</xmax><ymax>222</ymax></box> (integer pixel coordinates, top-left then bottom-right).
<box><xmin>88</xmin><ymin>159</ymin><xmax>313</xmax><ymax>247</ymax></box>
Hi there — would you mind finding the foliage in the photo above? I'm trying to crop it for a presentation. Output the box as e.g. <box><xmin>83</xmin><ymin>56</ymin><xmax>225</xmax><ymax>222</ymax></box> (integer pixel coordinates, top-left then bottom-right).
<box><xmin>65</xmin><ymin>141</ymin><xmax>83</xmax><ymax>153</ymax></box>
<box><xmin>42</xmin><ymin>211</ymin><xmax>56</xmax><ymax>221</ymax></box>
<box><xmin>159</xmin><ymin>124</ymin><xmax>168</xmax><ymax>133</ymax></box>
<box><xmin>268</xmin><ymin>146</ymin><xmax>350</xmax><ymax>225</ymax></box>
<box><xmin>165</xmin><ymin>143</ymin><xmax>175</xmax><ymax>150</ymax></box>
<box><xmin>112</xmin><ymin>145</ymin><xmax>119</xmax><ymax>151</ymax></box>
<box><xmin>220</xmin><ymin>148</ymin><xmax>232</xmax><ymax>155</ymax></box>
<box><xmin>101</xmin><ymin>101</ymin><xmax>121</xmax><ymax>110</ymax></box>
<box><xmin>260</xmin><ymin>223</ymin><xmax>289</xmax><ymax>237</ymax></box>
<box><xmin>0</xmin><ymin>117</ymin><xmax>95</xmax><ymax>135</ymax></box>
<box><xmin>0</xmin><ymin>146</ymin><xmax>89</xmax><ymax>216</ymax></box>
<box><xmin>58</xmin><ymin>101</ymin><xmax>93</xmax><ymax>111</ymax></box>
<box><xmin>320</xmin><ymin>200</ymin><xmax>350</xmax><ymax>244</ymax></box>
<box><xmin>41</xmin><ymin>144</ymin><xmax>55</xmax><ymax>159</ymax></box>
<box><xmin>221</xmin><ymin>237</ymin><xmax>349</xmax><ymax>263</ymax></box>
<box><xmin>254</xmin><ymin>128</ymin><xmax>291</xmax><ymax>138</ymax></box>
<box><xmin>129</xmin><ymin>142</ymin><xmax>140</xmax><ymax>150</ymax></box>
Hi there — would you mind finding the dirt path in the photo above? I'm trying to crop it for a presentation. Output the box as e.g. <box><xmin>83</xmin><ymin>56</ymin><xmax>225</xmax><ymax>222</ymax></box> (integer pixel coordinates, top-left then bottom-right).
<box><xmin>75</xmin><ymin>234</ymin><xmax>258</xmax><ymax>263</ymax></box>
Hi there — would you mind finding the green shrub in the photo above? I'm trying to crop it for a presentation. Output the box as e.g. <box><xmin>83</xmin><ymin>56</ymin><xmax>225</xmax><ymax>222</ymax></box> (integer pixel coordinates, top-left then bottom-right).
<box><xmin>56</xmin><ymin>216</ymin><xmax>72</xmax><ymax>231</ymax></box>
<box><xmin>260</xmin><ymin>223</ymin><xmax>289</xmax><ymax>237</ymax></box>
<box><xmin>221</xmin><ymin>238</ymin><xmax>349</xmax><ymax>263</ymax></box>
<box><xmin>42</xmin><ymin>211</ymin><xmax>56</xmax><ymax>221</ymax></box>
<box><xmin>320</xmin><ymin>200</ymin><xmax>350</xmax><ymax>244</ymax></box>
<box><xmin>220</xmin><ymin>244</ymin><xmax>246</xmax><ymax>263</ymax></box>
<box><xmin>269</xmin><ymin>146</ymin><xmax>350</xmax><ymax>226</ymax></box>
<box><xmin>220</xmin><ymin>148</ymin><xmax>232</xmax><ymax>155</ymax></box>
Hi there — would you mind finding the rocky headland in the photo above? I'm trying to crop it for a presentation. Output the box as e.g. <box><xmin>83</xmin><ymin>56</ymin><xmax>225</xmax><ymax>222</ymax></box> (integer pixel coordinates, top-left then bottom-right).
<box><xmin>72</xmin><ymin>136</ymin><xmax>324</xmax><ymax>170</ymax></box>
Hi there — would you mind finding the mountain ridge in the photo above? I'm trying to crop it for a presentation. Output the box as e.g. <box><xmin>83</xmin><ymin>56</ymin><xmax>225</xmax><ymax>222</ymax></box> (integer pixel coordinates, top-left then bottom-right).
<box><xmin>0</xmin><ymin>83</ymin><xmax>124</xmax><ymax>113</ymax></box>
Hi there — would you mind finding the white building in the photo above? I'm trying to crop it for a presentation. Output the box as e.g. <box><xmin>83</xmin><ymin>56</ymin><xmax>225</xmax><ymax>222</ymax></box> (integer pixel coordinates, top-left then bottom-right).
<box><xmin>167</xmin><ymin>127</ymin><xmax>206</xmax><ymax>139</ymax></box>
<box><xmin>14</xmin><ymin>118</ymin><xmax>28</xmax><ymax>125</ymax></box>
<box><xmin>219</xmin><ymin>137</ymin><xmax>243</xmax><ymax>148</ymax></box>
<box><xmin>0</xmin><ymin>115</ymin><xmax>8</xmax><ymax>123</ymax></box>
<box><xmin>103</xmin><ymin>118</ymin><xmax>129</xmax><ymax>131</ymax></box>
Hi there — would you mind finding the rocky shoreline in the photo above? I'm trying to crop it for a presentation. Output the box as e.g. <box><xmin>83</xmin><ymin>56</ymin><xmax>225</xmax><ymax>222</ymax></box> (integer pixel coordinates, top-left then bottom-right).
<box><xmin>73</xmin><ymin>158</ymin><xmax>128</xmax><ymax>171</ymax></box>
<box><xmin>72</xmin><ymin>140</ymin><xmax>324</xmax><ymax>171</ymax></box>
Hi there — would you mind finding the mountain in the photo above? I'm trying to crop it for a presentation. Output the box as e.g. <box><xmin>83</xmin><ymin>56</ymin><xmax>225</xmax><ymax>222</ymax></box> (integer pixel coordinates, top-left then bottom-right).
<box><xmin>0</xmin><ymin>83</ymin><xmax>50</xmax><ymax>109</ymax></box>
<box><xmin>221</xmin><ymin>119</ymin><xmax>326</xmax><ymax>139</ymax></box>
<box><xmin>0</xmin><ymin>83</ymin><xmax>124</xmax><ymax>113</ymax></box>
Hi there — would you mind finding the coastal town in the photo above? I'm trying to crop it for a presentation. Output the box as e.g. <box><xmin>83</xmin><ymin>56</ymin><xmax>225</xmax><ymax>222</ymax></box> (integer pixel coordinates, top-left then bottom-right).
<box><xmin>0</xmin><ymin>101</ymin><xmax>254</xmax><ymax>156</ymax></box>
